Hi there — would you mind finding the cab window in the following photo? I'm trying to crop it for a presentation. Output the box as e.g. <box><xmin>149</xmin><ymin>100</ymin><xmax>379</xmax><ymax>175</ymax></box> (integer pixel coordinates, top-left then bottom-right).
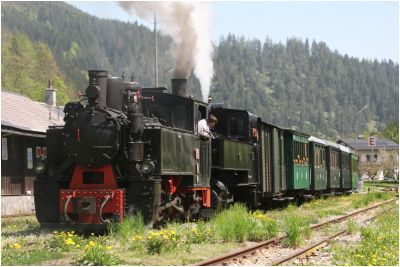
<box><xmin>227</xmin><ymin>113</ymin><xmax>247</xmax><ymax>139</ymax></box>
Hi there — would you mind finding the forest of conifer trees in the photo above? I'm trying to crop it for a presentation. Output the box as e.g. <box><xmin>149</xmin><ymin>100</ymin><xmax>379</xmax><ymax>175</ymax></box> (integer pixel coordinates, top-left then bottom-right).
<box><xmin>1</xmin><ymin>1</ymin><xmax>398</xmax><ymax>140</ymax></box>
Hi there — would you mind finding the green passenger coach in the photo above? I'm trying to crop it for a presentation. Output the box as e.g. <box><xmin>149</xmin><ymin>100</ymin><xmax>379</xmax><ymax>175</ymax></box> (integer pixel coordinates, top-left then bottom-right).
<box><xmin>308</xmin><ymin>136</ymin><xmax>327</xmax><ymax>192</ymax></box>
<box><xmin>284</xmin><ymin>130</ymin><xmax>310</xmax><ymax>190</ymax></box>
<box><xmin>325</xmin><ymin>141</ymin><xmax>341</xmax><ymax>191</ymax></box>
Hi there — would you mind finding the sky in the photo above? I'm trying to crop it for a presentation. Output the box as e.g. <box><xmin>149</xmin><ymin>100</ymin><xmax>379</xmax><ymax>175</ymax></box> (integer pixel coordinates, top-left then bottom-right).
<box><xmin>66</xmin><ymin>1</ymin><xmax>399</xmax><ymax>62</ymax></box>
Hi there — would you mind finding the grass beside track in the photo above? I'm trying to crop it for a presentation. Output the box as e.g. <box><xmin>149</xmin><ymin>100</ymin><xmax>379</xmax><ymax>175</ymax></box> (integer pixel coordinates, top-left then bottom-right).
<box><xmin>331</xmin><ymin>205</ymin><xmax>399</xmax><ymax>266</ymax></box>
<box><xmin>1</xmin><ymin>191</ymin><xmax>397</xmax><ymax>265</ymax></box>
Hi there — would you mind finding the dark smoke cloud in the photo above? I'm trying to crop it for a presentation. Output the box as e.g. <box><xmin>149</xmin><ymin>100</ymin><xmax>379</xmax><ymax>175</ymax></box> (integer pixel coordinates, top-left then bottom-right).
<box><xmin>118</xmin><ymin>1</ymin><xmax>213</xmax><ymax>102</ymax></box>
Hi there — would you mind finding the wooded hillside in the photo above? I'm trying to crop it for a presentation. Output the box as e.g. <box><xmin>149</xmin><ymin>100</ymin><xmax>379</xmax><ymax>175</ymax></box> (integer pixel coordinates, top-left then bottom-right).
<box><xmin>1</xmin><ymin>1</ymin><xmax>398</xmax><ymax>139</ymax></box>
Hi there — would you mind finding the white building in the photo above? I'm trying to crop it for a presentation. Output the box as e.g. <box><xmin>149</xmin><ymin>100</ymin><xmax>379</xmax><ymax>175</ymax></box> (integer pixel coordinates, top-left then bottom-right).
<box><xmin>338</xmin><ymin>138</ymin><xmax>399</xmax><ymax>180</ymax></box>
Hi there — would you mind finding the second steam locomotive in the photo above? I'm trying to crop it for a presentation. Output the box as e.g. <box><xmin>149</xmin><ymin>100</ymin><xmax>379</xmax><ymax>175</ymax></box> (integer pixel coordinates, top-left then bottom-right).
<box><xmin>34</xmin><ymin>70</ymin><xmax>359</xmax><ymax>230</ymax></box>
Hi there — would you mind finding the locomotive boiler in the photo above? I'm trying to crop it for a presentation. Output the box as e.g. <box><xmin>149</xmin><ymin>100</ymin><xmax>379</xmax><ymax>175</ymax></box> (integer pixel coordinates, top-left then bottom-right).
<box><xmin>34</xmin><ymin>70</ymin><xmax>223</xmax><ymax>230</ymax></box>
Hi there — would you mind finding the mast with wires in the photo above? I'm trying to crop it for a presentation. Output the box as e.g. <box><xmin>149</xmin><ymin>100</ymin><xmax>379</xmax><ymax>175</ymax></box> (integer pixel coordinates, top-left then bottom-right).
<box><xmin>154</xmin><ymin>12</ymin><xmax>158</xmax><ymax>87</ymax></box>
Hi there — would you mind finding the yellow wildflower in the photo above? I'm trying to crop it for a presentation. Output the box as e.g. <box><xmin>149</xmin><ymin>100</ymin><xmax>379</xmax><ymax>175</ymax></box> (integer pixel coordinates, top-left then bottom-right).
<box><xmin>64</xmin><ymin>238</ymin><xmax>75</xmax><ymax>245</ymax></box>
<box><xmin>11</xmin><ymin>243</ymin><xmax>22</xmax><ymax>249</ymax></box>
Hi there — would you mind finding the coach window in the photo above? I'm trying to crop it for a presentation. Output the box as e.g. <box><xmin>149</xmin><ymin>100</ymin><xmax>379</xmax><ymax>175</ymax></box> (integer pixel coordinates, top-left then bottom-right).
<box><xmin>305</xmin><ymin>143</ymin><xmax>308</xmax><ymax>163</ymax></box>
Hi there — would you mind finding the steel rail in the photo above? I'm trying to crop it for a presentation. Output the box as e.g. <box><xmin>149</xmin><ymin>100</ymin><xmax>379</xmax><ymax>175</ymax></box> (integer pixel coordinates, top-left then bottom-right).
<box><xmin>194</xmin><ymin>198</ymin><xmax>398</xmax><ymax>266</ymax></box>
<box><xmin>272</xmin><ymin>205</ymin><xmax>398</xmax><ymax>266</ymax></box>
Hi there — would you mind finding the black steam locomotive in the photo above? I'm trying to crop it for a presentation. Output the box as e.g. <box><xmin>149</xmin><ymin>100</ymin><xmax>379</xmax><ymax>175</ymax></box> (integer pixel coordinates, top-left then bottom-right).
<box><xmin>34</xmin><ymin>70</ymin><xmax>359</xmax><ymax>230</ymax></box>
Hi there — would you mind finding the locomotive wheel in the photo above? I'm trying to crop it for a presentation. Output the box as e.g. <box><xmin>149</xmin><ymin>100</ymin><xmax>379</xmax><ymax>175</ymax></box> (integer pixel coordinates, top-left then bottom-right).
<box><xmin>34</xmin><ymin>179</ymin><xmax>60</xmax><ymax>223</ymax></box>
<box><xmin>211</xmin><ymin>190</ymin><xmax>223</xmax><ymax>212</ymax></box>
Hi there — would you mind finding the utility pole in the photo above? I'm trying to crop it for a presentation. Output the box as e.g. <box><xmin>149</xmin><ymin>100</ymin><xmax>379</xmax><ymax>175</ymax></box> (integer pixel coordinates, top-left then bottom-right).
<box><xmin>154</xmin><ymin>12</ymin><xmax>158</xmax><ymax>87</ymax></box>
<box><xmin>354</xmin><ymin>105</ymin><xmax>368</xmax><ymax>153</ymax></box>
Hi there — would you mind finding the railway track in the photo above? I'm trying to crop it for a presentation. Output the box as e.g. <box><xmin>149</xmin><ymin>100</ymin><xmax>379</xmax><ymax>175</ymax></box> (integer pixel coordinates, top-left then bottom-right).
<box><xmin>273</xmin><ymin>205</ymin><xmax>397</xmax><ymax>266</ymax></box>
<box><xmin>194</xmin><ymin>198</ymin><xmax>398</xmax><ymax>266</ymax></box>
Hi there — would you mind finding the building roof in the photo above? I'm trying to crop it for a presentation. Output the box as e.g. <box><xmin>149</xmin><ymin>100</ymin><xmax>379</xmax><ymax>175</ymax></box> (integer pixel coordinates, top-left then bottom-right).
<box><xmin>338</xmin><ymin>138</ymin><xmax>399</xmax><ymax>150</ymax></box>
<box><xmin>1</xmin><ymin>91</ymin><xmax>64</xmax><ymax>134</ymax></box>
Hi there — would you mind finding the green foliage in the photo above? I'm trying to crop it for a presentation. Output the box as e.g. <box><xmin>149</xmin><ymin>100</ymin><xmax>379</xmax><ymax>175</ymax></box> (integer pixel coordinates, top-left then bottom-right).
<box><xmin>210</xmin><ymin>203</ymin><xmax>279</xmax><ymax>242</ymax></box>
<box><xmin>346</xmin><ymin>219</ymin><xmax>357</xmax><ymax>235</ymax></box>
<box><xmin>50</xmin><ymin>230</ymin><xmax>85</xmax><ymax>252</ymax></box>
<box><xmin>248</xmin><ymin>210</ymin><xmax>279</xmax><ymax>241</ymax></box>
<box><xmin>75</xmin><ymin>241</ymin><xmax>122</xmax><ymax>266</ymax></box>
<box><xmin>381</xmin><ymin>121</ymin><xmax>399</xmax><ymax>143</ymax></box>
<box><xmin>282</xmin><ymin>214</ymin><xmax>311</xmax><ymax>247</ymax></box>
<box><xmin>332</xmin><ymin>208</ymin><xmax>399</xmax><ymax>266</ymax></box>
<box><xmin>1</xmin><ymin>245</ymin><xmax>62</xmax><ymax>266</ymax></box>
<box><xmin>143</xmin><ymin>229</ymin><xmax>179</xmax><ymax>254</ymax></box>
<box><xmin>352</xmin><ymin>191</ymin><xmax>391</xmax><ymax>208</ymax></box>
<box><xmin>175</xmin><ymin>221</ymin><xmax>216</xmax><ymax>245</ymax></box>
<box><xmin>213</xmin><ymin>35</ymin><xmax>398</xmax><ymax>139</ymax></box>
<box><xmin>1</xmin><ymin>30</ymin><xmax>75</xmax><ymax>105</ymax></box>
<box><xmin>210</xmin><ymin>203</ymin><xmax>252</xmax><ymax>242</ymax></box>
<box><xmin>108</xmin><ymin>214</ymin><xmax>146</xmax><ymax>242</ymax></box>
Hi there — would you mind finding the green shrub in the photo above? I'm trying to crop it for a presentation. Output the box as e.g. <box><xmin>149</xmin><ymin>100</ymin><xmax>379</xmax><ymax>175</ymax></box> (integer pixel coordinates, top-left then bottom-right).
<box><xmin>144</xmin><ymin>229</ymin><xmax>178</xmax><ymax>254</ymax></box>
<box><xmin>210</xmin><ymin>203</ymin><xmax>252</xmax><ymax>242</ymax></box>
<box><xmin>248</xmin><ymin>210</ymin><xmax>279</xmax><ymax>241</ymax></box>
<box><xmin>75</xmin><ymin>240</ymin><xmax>122</xmax><ymax>266</ymax></box>
<box><xmin>210</xmin><ymin>204</ymin><xmax>279</xmax><ymax>242</ymax></box>
<box><xmin>178</xmin><ymin>221</ymin><xmax>216</xmax><ymax>244</ymax></box>
<box><xmin>50</xmin><ymin>230</ymin><xmax>85</xmax><ymax>252</ymax></box>
<box><xmin>347</xmin><ymin>219</ymin><xmax>357</xmax><ymax>235</ymax></box>
<box><xmin>108</xmin><ymin>214</ymin><xmax>145</xmax><ymax>241</ymax></box>
<box><xmin>283</xmin><ymin>214</ymin><xmax>311</xmax><ymax>247</ymax></box>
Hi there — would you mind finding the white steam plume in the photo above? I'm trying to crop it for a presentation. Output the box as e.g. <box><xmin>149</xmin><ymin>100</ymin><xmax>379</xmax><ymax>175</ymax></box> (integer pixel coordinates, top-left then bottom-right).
<box><xmin>118</xmin><ymin>1</ymin><xmax>214</xmax><ymax>102</ymax></box>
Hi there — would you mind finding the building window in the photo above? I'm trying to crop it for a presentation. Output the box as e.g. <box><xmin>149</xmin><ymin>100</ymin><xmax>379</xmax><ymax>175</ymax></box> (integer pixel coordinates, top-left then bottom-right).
<box><xmin>2</xmin><ymin>137</ymin><xmax>8</xmax><ymax>160</ymax></box>
<box><xmin>27</xmin><ymin>147</ymin><xmax>33</xmax><ymax>169</ymax></box>
<box><xmin>366</xmin><ymin>154</ymin><xmax>378</xmax><ymax>162</ymax></box>
<box><xmin>42</xmin><ymin>147</ymin><xmax>47</xmax><ymax>159</ymax></box>
<box><xmin>36</xmin><ymin>146</ymin><xmax>42</xmax><ymax>158</ymax></box>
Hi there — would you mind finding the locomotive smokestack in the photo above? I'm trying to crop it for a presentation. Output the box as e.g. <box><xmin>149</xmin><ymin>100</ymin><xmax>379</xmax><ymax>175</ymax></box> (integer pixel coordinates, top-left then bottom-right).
<box><xmin>171</xmin><ymin>78</ymin><xmax>187</xmax><ymax>97</ymax></box>
<box><xmin>88</xmin><ymin>70</ymin><xmax>108</xmax><ymax>106</ymax></box>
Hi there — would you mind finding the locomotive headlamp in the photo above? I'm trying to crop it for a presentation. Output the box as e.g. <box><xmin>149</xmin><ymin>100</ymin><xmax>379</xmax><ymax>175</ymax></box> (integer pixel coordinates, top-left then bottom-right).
<box><xmin>35</xmin><ymin>159</ymin><xmax>46</xmax><ymax>174</ymax></box>
<box><xmin>140</xmin><ymin>160</ymin><xmax>155</xmax><ymax>176</ymax></box>
<box><xmin>85</xmin><ymin>84</ymin><xmax>101</xmax><ymax>100</ymax></box>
